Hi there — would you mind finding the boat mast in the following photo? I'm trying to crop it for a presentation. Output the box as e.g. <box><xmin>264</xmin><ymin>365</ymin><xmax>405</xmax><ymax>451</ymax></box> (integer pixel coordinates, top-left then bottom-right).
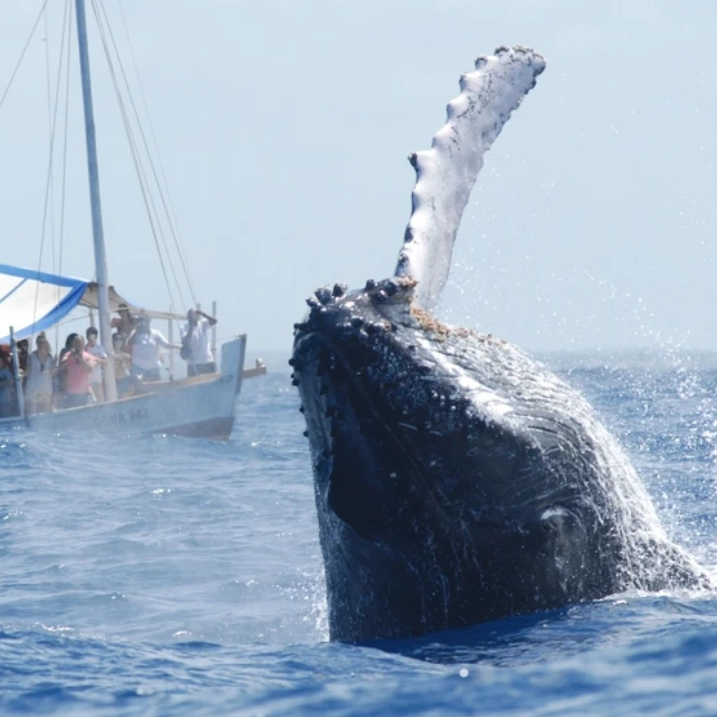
<box><xmin>74</xmin><ymin>0</ymin><xmax>117</xmax><ymax>402</ymax></box>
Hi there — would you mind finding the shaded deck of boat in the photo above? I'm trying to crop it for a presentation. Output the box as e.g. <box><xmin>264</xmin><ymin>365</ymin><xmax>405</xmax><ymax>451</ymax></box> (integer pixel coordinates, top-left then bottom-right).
<box><xmin>0</xmin><ymin>348</ymin><xmax>266</xmax><ymax>440</ymax></box>
<box><xmin>0</xmin><ymin>338</ymin><xmax>261</xmax><ymax>440</ymax></box>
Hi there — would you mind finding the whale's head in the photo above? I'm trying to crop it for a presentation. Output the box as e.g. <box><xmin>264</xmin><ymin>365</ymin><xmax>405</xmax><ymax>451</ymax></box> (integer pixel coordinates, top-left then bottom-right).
<box><xmin>291</xmin><ymin>278</ymin><xmax>649</xmax><ymax>641</ymax></box>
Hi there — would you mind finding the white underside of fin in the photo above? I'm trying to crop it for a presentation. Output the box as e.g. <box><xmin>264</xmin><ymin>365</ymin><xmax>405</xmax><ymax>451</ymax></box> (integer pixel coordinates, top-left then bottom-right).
<box><xmin>395</xmin><ymin>46</ymin><xmax>546</xmax><ymax>313</ymax></box>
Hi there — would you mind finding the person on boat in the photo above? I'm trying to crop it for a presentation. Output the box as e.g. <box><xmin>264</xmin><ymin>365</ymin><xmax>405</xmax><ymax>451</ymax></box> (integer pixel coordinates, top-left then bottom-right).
<box><xmin>0</xmin><ymin>352</ymin><xmax>18</xmax><ymax>418</ymax></box>
<box><xmin>16</xmin><ymin>339</ymin><xmax>29</xmax><ymax>386</ymax></box>
<box><xmin>112</xmin><ymin>332</ymin><xmax>136</xmax><ymax>398</ymax></box>
<box><xmin>181</xmin><ymin>308</ymin><xmax>218</xmax><ymax>377</ymax></box>
<box><xmin>111</xmin><ymin>303</ymin><xmax>136</xmax><ymax>347</ymax></box>
<box><xmin>54</xmin><ymin>333</ymin><xmax>78</xmax><ymax>409</ymax></box>
<box><xmin>126</xmin><ymin>314</ymin><xmax>179</xmax><ymax>382</ymax></box>
<box><xmin>85</xmin><ymin>326</ymin><xmax>107</xmax><ymax>403</ymax></box>
<box><xmin>24</xmin><ymin>333</ymin><xmax>56</xmax><ymax>415</ymax></box>
<box><xmin>59</xmin><ymin>334</ymin><xmax>96</xmax><ymax>409</ymax></box>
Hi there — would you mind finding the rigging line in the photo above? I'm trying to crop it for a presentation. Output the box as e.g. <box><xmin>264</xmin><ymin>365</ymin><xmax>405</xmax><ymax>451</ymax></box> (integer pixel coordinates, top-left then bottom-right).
<box><xmin>114</xmin><ymin>0</ymin><xmax>197</xmax><ymax>306</ymax></box>
<box><xmin>43</xmin><ymin>7</ymin><xmax>57</xmax><ymax>274</ymax></box>
<box><xmin>58</xmin><ymin>0</ymin><xmax>73</xmax><ymax>278</ymax></box>
<box><xmin>40</xmin><ymin>0</ymin><xmax>69</xmax><ymax>280</ymax></box>
<box><xmin>96</xmin><ymin>0</ymin><xmax>192</xmax><ymax>306</ymax></box>
<box><xmin>34</xmin><ymin>0</ymin><xmax>72</xmax><ymax>340</ymax></box>
<box><xmin>88</xmin><ymin>0</ymin><xmax>181</xmax><ymax>313</ymax></box>
<box><xmin>41</xmin><ymin>4</ymin><xmax>56</xmax><ymax>346</ymax></box>
<box><xmin>90</xmin><ymin>0</ymin><xmax>185</xmax><ymax>310</ymax></box>
<box><xmin>55</xmin><ymin>0</ymin><xmax>73</xmax><ymax>351</ymax></box>
<box><xmin>0</xmin><ymin>0</ymin><xmax>50</xmax><ymax>114</ymax></box>
<box><xmin>89</xmin><ymin>0</ymin><xmax>179</xmax><ymax>309</ymax></box>
<box><xmin>35</xmin><ymin>1</ymin><xmax>71</xmax><ymax>279</ymax></box>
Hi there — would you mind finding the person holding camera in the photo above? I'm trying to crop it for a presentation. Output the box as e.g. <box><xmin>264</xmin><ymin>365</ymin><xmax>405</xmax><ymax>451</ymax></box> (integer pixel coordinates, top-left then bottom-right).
<box><xmin>180</xmin><ymin>308</ymin><xmax>218</xmax><ymax>377</ymax></box>
<box><xmin>59</xmin><ymin>334</ymin><xmax>96</xmax><ymax>408</ymax></box>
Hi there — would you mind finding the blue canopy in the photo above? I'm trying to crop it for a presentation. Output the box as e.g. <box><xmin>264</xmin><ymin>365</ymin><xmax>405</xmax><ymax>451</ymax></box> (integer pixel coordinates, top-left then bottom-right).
<box><xmin>0</xmin><ymin>263</ymin><xmax>184</xmax><ymax>344</ymax></box>
<box><xmin>0</xmin><ymin>264</ymin><xmax>88</xmax><ymax>343</ymax></box>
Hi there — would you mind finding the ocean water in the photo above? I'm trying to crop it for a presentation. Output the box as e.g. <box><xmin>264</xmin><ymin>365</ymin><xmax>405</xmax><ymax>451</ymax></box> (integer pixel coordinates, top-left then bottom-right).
<box><xmin>1</xmin><ymin>349</ymin><xmax>717</xmax><ymax>716</ymax></box>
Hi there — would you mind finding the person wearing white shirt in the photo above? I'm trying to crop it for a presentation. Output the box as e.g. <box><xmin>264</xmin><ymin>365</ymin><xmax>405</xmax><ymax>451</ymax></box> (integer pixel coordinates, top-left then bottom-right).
<box><xmin>180</xmin><ymin>308</ymin><xmax>218</xmax><ymax>377</ymax></box>
<box><xmin>127</xmin><ymin>314</ymin><xmax>180</xmax><ymax>382</ymax></box>
<box><xmin>85</xmin><ymin>326</ymin><xmax>107</xmax><ymax>402</ymax></box>
<box><xmin>24</xmin><ymin>333</ymin><xmax>55</xmax><ymax>414</ymax></box>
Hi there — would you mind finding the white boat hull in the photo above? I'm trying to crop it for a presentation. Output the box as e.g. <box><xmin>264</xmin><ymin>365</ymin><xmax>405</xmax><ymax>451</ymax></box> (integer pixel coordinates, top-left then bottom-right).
<box><xmin>0</xmin><ymin>336</ymin><xmax>247</xmax><ymax>441</ymax></box>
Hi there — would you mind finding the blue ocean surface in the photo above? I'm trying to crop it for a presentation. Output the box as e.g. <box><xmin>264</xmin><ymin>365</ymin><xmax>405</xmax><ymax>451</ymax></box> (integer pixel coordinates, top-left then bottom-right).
<box><xmin>1</xmin><ymin>349</ymin><xmax>717</xmax><ymax>716</ymax></box>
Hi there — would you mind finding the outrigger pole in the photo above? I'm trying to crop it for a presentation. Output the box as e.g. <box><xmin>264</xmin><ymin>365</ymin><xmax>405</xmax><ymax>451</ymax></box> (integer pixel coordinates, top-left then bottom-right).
<box><xmin>74</xmin><ymin>0</ymin><xmax>117</xmax><ymax>402</ymax></box>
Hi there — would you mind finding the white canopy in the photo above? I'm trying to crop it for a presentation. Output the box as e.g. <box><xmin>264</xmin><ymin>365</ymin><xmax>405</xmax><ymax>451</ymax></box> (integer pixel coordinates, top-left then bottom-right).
<box><xmin>81</xmin><ymin>283</ymin><xmax>185</xmax><ymax>322</ymax></box>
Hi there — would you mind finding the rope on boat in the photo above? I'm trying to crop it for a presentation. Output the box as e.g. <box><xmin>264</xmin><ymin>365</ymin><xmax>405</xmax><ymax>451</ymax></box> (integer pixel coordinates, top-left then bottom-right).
<box><xmin>91</xmin><ymin>0</ymin><xmax>199</xmax><ymax>312</ymax></box>
<box><xmin>55</xmin><ymin>1</ymin><xmax>74</xmax><ymax>351</ymax></box>
<box><xmin>114</xmin><ymin>0</ymin><xmax>198</xmax><ymax>308</ymax></box>
<box><xmin>36</xmin><ymin>0</ymin><xmax>73</xmax><ymax>348</ymax></box>
<box><xmin>88</xmin><ymin>0</ymin><xmax>180</xmax><ymax>312</ymax></box>
<box><xmin>0</xmin><ymin>0</ymin><xmax>51</xmax><ymax>114</ymax></box>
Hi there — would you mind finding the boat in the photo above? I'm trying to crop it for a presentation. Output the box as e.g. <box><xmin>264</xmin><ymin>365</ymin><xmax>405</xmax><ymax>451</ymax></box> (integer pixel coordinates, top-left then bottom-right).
<box><xmin>0</xmin><ymin>1</ymin><xmax>260</xmax><ymax>440</ymax></box>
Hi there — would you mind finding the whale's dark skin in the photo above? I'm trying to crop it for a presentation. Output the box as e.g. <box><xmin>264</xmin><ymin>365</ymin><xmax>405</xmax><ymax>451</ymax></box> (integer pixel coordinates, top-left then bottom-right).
<box><xmin>291</xmin><ymin>45</ymin><xmax>710</xmax><ymax>642</ymax></box>
<box><xmin>292</xmin><ymin>278</ymin><xmax>710</xmax><ymax>642</ymax></box>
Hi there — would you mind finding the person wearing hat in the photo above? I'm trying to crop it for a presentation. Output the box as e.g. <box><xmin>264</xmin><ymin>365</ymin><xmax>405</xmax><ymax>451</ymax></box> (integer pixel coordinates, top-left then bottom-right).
<box><xmin>111</xmin><ymin>303</ymin><xmax>136</xmax><ymax>349</ymax></box>
<box><xmin>180</xmin><ymin>308</ymin><xmax>218</xmax><ymax>377</ymax></box>
<box><xmin>126</xmin><ymin>313</ymin><xmax>180</xmax><ymax>382</ymax></box>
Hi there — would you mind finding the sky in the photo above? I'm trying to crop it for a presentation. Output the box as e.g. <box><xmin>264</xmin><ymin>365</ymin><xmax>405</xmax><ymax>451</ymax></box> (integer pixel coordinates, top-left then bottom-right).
<box><xmin>1</xmin><ymin>0</ymin><xmax>716</xmax><ymax>354</ymax></box>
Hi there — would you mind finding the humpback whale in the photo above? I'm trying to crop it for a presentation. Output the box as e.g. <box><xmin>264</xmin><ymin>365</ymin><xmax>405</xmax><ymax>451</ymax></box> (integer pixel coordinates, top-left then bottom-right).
<box><xmin>291</xmin><ymin>46</ymin><xmax>710</xmax><ymax>642</ymax></box>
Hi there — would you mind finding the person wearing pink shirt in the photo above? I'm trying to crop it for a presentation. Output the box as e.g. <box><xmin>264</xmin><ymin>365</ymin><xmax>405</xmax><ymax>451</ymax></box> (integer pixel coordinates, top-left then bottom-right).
<box><xmin>59</xmin><ymin>334</ymin><xmax>96</xmax><ymax>408</ymax></box>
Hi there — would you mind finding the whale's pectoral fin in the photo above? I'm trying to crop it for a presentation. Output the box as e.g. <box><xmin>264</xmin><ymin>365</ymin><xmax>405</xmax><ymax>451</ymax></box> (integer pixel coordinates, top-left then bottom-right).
<box><xmin>395</xmin><ymin>46</ymin><xmax>546</xmax><ymax>313</ymax></box>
